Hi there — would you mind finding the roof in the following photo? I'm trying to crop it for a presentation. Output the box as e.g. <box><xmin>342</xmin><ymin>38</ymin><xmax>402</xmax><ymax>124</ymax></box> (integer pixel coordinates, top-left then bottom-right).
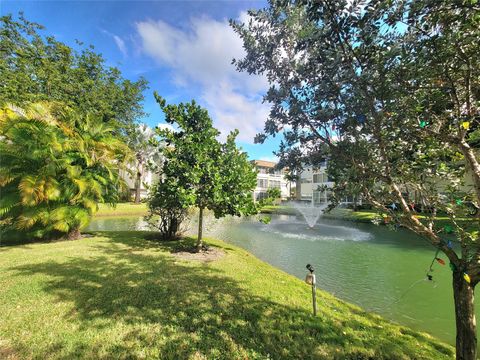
<box><xmin>251</xmin><ymin>160</ymin><xmax>277</xmax><ymax>168</ymax></box>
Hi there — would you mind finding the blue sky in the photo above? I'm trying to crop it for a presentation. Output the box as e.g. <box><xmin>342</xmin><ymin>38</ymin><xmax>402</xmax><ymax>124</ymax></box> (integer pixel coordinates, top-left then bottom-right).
<box><xmin>1</xmin><ymin>0</ymin><xmax>281</xmax><ymax>161</ymax></box>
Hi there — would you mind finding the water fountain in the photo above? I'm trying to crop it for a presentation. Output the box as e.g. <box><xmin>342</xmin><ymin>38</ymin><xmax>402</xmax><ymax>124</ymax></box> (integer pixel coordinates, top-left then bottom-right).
<box><xmin>288</xmin><ymin>201</ymin><xmax>328</xmax><ymax>228</ymax></box>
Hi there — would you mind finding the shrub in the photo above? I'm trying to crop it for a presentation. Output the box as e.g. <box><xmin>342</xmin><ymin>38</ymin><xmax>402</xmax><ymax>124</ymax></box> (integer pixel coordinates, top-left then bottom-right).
<box><xmin>0</xmin><ymin>103</ymin><xmax>129</xmax><ymax>240</ymax></box>
<box><xmin>145</xmin><ymin>180</ymin><xmax>189</xmax><ymax>241</ymax></box>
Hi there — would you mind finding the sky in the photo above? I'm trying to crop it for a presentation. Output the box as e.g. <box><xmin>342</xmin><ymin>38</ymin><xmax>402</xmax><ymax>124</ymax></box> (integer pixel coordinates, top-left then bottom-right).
<box><xmin>1</xmin><ymin>0</ymin><xmax>282</xmax><ymax>162</ymax></box>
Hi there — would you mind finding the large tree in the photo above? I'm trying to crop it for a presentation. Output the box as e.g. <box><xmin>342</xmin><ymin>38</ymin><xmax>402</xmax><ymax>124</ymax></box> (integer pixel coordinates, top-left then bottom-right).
<box><xmin>0</xmin><ymin>102</ymin><xmax>130</xmax><ymax>240</ymax></box>
<box><xmin>232</xmin><ymin>1</ymin><xmax>479</xmax><ymax>359</ymax></box>
<box><xmin>0</xmin><ymin>13</ymin><xmax>148</xmax><ymax>134</ymax></box>
<box><xmin>153</xmin><ymin>93</ymin><xmax>257</xmax><ymax>251</ymax></box>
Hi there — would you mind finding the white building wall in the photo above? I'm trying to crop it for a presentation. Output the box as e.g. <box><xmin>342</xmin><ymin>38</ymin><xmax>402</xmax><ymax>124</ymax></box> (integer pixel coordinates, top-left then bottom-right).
<box><xmin>300</xmin><ymin>157</ymin><xmax>477</xmax><ymax>206</ymax></box>
<box><xmin>252</xmin><ymin>162</ymin><xmax>291</xmax><ymax>201</ymax></box>
<box><xmin>253</xmin><ymin>174</ymin><xmax>291</xmax><ymax>201</ymax></box>
<box><xmin>299</xmin><ymin>160</ymin><xmax>335</xmax><ymax>205</ymax></box>
<box><xmin>119</xmin><ymin>166</ymin><xmax>158</xmax><ymax>200</ymax></box>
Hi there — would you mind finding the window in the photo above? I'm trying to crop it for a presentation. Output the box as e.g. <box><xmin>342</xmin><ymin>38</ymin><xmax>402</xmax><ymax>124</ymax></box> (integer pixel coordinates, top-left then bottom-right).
<box><xmin>255</xmin><ymin>192</ymin><xmax>268</xmax><ymax>201</ymax></box>
<box><xmin>313</xmin><ymin>190</ymin><xmax>327</xmax><ymax>204</ymax></box>
<box><xmin>343</xmin><ymin>195</ymin><xmax>355</xmax><ymax>203</ymax></box>
<box><xmin>313</xmin><ymin>173</ymin><xmax>323</xmax><ymax>183</ymax></box>
<box><xmin>257</xmin><ymin>179</ymin><xmax>268</xmax><ymax>188</ymax></box>
<box><xmin>313</xmin><ymin>173</ymin><xmax>329</xmax><ymax>183</ymax></box>
<box><xmin>269</xmin><ymin>180</ymin><xmax>281</xmax><ymax>188</ymax></box>
<box><xmin>301</xmin><ymin>178</ymin><xmax>312</xmax><ymax>184</ymax></box>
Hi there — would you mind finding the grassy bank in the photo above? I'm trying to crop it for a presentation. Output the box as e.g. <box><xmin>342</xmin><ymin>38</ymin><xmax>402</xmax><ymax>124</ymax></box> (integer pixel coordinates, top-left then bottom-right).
<box><xmin>259</xmin><ymin>205</ymin><xmax>371</xmax><ymax>219</ymax></box>
<box><xmin>322</xmin><ymin>208</ymin><xmax>475</xmax><ymax>232</ymax></box>
<box><xmin>322</xmin><ymin>208</ymin><xmax>378</xmax><ymax>223</ymax></box>
<box><xmin>260</xmin><ymin>205</ymin><xmax>296</xmax><ymax>215</ymax></box>
<box><xmin>96</xmin><ymin>202</ymin><xmax>148</xmax><ymax>217</ymax></box>
<box><xmin>260</xmin><ymin>205</ymin><xmax>379</xmax><ymax>220</ymax></box>
<box><xmin>263</xmin><ymin>205</ymin><xmax>474</xmax><ymax>230</ymax></box>
<box><xmin>0</xmin><ymin>233</ymin><xmax>453</xmax><ymax>359</ymax></box>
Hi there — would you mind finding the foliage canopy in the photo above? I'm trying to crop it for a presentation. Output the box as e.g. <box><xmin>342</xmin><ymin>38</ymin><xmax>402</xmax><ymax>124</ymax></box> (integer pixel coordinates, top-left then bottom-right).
<box><xmin>0</xmin><ymin>13</ymin><xmax>148</xmax><ymax>134</ymax></box>
<box><xmin>152</xmin><ymin>93</ymin><xmax>257</xmax><ymax>250</ymax></box>
<box><xmin>232</xmin><ymin>0</ymin><xmax>480</xmax><ymax>357</ymax></box>
<box><xmin>0</xmin><ymin>103</ymin><xmax>130</xmax><ymax>239</ymax></box>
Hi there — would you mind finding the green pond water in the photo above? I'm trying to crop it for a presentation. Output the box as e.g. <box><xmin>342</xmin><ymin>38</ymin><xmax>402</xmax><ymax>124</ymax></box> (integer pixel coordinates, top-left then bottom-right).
<box><xmin>86</xmin><ymin>213</ymin><xmax>477</xmax><ymax>346</ymax></box>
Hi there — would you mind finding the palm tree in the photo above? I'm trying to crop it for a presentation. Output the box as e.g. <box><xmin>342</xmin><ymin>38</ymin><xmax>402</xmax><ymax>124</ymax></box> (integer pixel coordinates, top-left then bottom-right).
<box><xmin>127</xmin><ymin>124</ymin><xmax>161</xmax><ymax>203</ymax></box>
<box><xmin>0</xmin><ymin>102</ymin><xmax>130</xmax><ymax>240</ymax></box>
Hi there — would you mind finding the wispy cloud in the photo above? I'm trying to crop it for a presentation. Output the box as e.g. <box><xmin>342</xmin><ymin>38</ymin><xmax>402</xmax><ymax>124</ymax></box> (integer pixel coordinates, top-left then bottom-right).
<box><xmin>102</xmin><ymin>29</ymin><xmax>128</xmax><ymax>57</ymax></box>
<box><xmin>112</xmin><ymin>35</ymin><xmax>127</xmax><ymax>57</ymax></box>
<box><xmin>135</xmin><ymin>13</ymin><xmax>269</xmax><ymax>142</ymax></box>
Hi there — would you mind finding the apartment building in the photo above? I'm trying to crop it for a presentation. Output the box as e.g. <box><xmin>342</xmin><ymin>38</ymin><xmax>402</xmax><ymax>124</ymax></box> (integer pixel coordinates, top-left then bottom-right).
<box><xmin>251</xmin><ymin>160</ymin><xmax>291</xmax><ymax>201</ymax></box>
<box><xmin>299</xmin><ymin>157</ymin><xmax>477</xmax><ymax>207</ymax></box>
<box><xmin>298</xmin><ymin>158</ymin><xmax>334</xmax><ymax>204</ymax></box>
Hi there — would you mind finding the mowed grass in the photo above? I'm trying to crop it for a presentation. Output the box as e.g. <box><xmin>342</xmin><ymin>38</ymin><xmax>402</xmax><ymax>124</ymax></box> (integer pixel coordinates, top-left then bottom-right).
<box><xmin>261</xmin><ymin>205</ymin><xmax>475</xmax><ymax>231</ymax></box>
<box><xmin>0</xmin><ymin>233</ymin><xmax>454</xmax><ymax>359</ymax></box>
<box><xmin>259</xmin><ymin>205</ymin><xmax>296</xmax><ymax>215</ymax></box>
<box><xmin>322</xmin><ymin>208</ymin><xmax>379</xmax><ymax>222</ymax></box>
<box><xmin>96</xmin><ymin>202</ymin><xmax>148</xmax><ymax>217</ymax></box>
<box><xmin>322</xmin><ymin>208</ymin><xmax>475</xmax><ymax>231</ymax></box>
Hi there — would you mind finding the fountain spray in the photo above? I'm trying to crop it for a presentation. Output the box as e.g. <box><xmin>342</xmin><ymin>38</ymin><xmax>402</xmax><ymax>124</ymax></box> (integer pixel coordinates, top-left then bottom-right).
<box><xmin>289</xmin><ymin>201</ymin><xmax>327</xmax><ymax>228</ymax></box>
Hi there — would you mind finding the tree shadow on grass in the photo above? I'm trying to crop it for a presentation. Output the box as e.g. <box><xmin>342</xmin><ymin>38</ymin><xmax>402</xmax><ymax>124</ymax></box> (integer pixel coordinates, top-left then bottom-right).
<box><xmin>10</xmin><ymin>231</ymin><xmax>453</xmax><ymax>359</ymax></box>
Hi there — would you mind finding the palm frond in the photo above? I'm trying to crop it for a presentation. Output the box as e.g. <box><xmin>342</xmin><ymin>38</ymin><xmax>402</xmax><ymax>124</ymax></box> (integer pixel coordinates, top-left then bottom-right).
<box><xmin>18</xmin><ymin>175</ymin><xmax>41</xmax><ymax>206</ymax></box>
<box><xmin>1</xmin><ymin>102</ymin><xmax>127</xmax><ymax>239</ymax></box>
<box><xmin>0</xmin><ymin>192</ymin><xmax>20</xmax><ymax>216</ymax></box>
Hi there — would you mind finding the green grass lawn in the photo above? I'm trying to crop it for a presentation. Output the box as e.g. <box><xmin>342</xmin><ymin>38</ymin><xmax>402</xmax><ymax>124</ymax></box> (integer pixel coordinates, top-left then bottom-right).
<box><xmin>260</xmin><ymin>205</ymin><xmax>371</xmax><ymax>219</ymax></box>
<box><xmin>263</xmin><ymin>205</ymin><xmax>475</xmax><ymax>231</ymax></box>
<box><xmin>322</xmin><ymin>208</ymin><xmax>475</xmax><ymax>231</ymax></box>
<box><xmin>0</xmin><ymin>233</ymin><xmax>453</xmax><ymax>359</ymax></box>
<box><xmin>321</xmin><ymin>208</ymin><xmax>380</xmax><ymax>223</ymax></box>
<box><xmin>96</xmin><ymin>202</ymin><xmax>148</xmax><ymax>217</ymax></box>
<box><xmin>259</xmin><ymin>205</ymin><xmax>296</xmax><ymax>215</ymax></box>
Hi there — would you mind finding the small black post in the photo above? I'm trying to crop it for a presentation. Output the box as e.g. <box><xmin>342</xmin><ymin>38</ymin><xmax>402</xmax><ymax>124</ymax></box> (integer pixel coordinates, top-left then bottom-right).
<box><xmin>306</xmin><ymin>264</ymin><xmax>317</xmax><ymax>316</ymax></box>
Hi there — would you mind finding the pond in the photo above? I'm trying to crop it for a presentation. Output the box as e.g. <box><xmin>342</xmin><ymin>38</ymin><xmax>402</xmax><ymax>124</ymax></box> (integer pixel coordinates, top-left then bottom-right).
<box><xmin>86</xmin><ymin>213</ymin><xmax>474</xmax><ymax>346</ymax></box>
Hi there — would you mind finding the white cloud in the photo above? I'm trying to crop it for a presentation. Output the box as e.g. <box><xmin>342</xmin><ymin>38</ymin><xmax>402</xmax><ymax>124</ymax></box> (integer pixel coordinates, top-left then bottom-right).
<box><xmin>102</xmin><ymin>29</ymin><xmax>128</xmax><ymax>57</ymax></box>
<box><xmin>113</xmin><ymin>35</ymin><xmax>127</xmax><ymax>57</ymax></box>
<box><xmin>202</xmin><ymin>83</ymin><xmax>269</xmax><ymax>140</ymax></box>
<box><xmin>135</xmin><ymin>14</ymin><xmax>269</xmax><ymax>142</ymax></box>
<box><xmin>156</xmin><ymin>123</ymin><xmax>175</xmax><ymax>133</ymax></box>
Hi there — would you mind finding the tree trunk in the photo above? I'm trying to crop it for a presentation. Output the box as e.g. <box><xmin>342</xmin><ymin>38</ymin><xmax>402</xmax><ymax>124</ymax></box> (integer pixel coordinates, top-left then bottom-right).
<box><xmin>295</xmin><ymin>175</ymin><xmax>301</xmax><ymax>201</ymax></box>
<box><xmin>67</xmin><ymin>227</ymin><xmax>81</xmax><ymax>240</ymax></box>
<box><xmin>453</xmin><ymin>271</ymin><xmax>477</xmax><ymax>360</ymax></box>
<box><xmin>196</xmin><ymin>207</ymin><xmax>204</xmax><ymax>252</ymax></box>
<box><xmin>134</xmin><ymin>170</ymin><xmax>142</xmax><ymax>204</ymax></box>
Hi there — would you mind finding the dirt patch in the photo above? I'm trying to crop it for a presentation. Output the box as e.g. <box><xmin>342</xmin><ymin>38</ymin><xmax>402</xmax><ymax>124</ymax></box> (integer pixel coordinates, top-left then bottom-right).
<box><xmin>0</xmin><ymin>339</ymin><xmax>19</xmax><ymax>360</ymax></box>
<box><xmin>172</xmin><ymin>247</ymin><xmax>225</xmax><ymax>262</ymax></box>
